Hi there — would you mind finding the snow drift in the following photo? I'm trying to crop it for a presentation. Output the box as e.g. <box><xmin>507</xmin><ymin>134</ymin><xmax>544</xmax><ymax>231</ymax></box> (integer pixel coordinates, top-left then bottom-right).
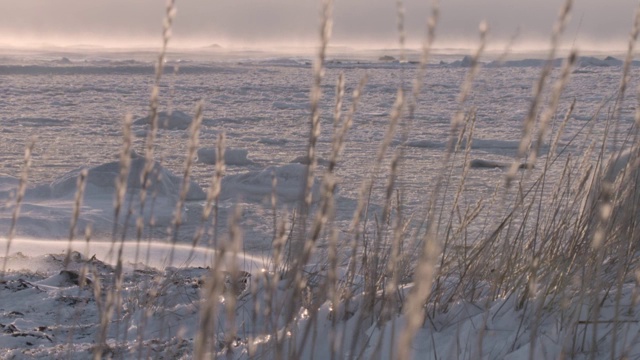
<box><xmin>44</xmin><ymin>157</ymin><xmax>206</xmax><ymax>201</ymax></box>
<box><xmin>407</xmin><ymin>138</ymin><xmax>550</xmax><ymax>155</ymax></box>
<box><xmin>0</xmin><ymin>158</ymin><xmax>206</xmax><ymax>239</ymax></box>
<box><xmin>220</xmin><ymin>163</ymin><xmax>319</xmax><ymax>204</ymax></box>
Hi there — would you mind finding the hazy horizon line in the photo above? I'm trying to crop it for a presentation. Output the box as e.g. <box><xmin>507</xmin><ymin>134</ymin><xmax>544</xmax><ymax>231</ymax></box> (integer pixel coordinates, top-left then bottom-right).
<box><xmin>0</xmin><ymin>37</ymin><xmax>632</xmax><ymax>57</ymax></box>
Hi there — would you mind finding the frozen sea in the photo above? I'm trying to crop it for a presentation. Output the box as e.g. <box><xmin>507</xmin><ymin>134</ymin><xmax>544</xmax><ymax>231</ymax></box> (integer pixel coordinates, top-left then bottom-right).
<box><xmin>1</xmin><ymin>47</ymin><xmax>640</xmax><ymax>359</ymax></box>
<box><xmin>1</xmin><ymin>47</ymin><xmax>636</xmax><ymax>251</ymax></box>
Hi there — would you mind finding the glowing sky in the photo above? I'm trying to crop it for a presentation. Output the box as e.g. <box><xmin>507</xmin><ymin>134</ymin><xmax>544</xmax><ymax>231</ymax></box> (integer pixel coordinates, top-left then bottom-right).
<box><xmin>0</xmin><ymin>0</ymin><xmax>637</xmax><ymax>51</ymax></box>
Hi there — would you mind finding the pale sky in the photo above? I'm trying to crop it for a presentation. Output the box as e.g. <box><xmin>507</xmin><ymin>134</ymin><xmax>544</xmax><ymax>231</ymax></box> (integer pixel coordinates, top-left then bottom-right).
<box><xmin>0</xmin><ymin>0</ymin><xmax>638</xmax><ymax>52</ymax></box>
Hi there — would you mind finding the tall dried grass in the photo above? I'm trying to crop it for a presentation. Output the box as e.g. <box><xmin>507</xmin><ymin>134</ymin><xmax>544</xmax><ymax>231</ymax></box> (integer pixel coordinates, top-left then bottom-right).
<box><xmin>3</xmin><ymin>0</ymin><xmax>640</xmax><ymax>359</ymax></box>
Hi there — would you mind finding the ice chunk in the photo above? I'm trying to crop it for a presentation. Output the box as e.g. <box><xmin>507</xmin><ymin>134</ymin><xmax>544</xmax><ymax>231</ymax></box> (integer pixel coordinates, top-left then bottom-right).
<box><xmin>197</xmin><ymin>148</ymin><xmax>254</xmax><ymax>166</ymax></box>
<box><xmin>378</xmin><ymin>55</ymin><xmax>397</xmax><ymax>62</ymax></box>
<box><xmin>450</xmin><ymin>55</ymin><xmax>474</xmax><ymax>67</ymax></box>
<box><xmin>289</xmin><ymin>155</ymin><xmax>331</xmax><ymax>166</ymax></box>
<box><xmin>132</xmin><ymin>110</ymin><xmax>194</xmax><ymax>130</ymax></box>
<box><xmin>469</xmin><ymin>159</ymin><xmax>529</xmax><ymax>170</ymax></box>
<box><xmin>272</xmin><ymin>102</ymin><xmax>308</xmax><ymax>110</ymax></box>
<box><xmin>258</xmin><ymin>138</ymin><xmax>288</xmax><ymax>145</ymax></box>
<box><xmin>407</xmin><ymin>138</ymin><xmax>549</xmax><ymax>155</ymax></box>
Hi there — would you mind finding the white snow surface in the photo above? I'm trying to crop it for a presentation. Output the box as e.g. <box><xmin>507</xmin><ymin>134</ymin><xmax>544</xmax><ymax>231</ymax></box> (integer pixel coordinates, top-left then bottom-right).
<box><xmin>0</xmin><ymin>157</ymin><xmax>206</xmax><ymax>240</ymax></box>
<box><xmin>0</xmin><ymin>50</ymin><xmax>639</xmax><ymax>358</ymax></box>
<box><xmin>220</xmin><ymin>163</ymin><xmax>319</xmax><ymax>203</ymax></box>
<box><xmin>2</xmin><ymin>249</ymin><xmax>640</xmax><ymax>359</ymax></box>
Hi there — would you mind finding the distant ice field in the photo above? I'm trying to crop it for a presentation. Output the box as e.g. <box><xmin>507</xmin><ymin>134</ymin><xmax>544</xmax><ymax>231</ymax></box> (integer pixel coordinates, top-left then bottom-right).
<box><xmin>0</xmin><ymin>50</ymin><xmax>637</xmax><ymax>251</ymax></box>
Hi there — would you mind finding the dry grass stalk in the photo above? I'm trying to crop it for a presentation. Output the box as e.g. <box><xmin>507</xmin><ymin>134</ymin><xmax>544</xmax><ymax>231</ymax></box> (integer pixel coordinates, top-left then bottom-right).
<box><xmin>1</xmin><ymin>140</ymin><xmax>34</xmax><ymax>278</ymax></box>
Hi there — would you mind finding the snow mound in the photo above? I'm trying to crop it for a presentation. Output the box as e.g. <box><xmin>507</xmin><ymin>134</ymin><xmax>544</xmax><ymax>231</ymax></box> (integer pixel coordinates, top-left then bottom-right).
<box><xmin>405</xmin><ymin>140</ymin><xmax>442</xmax><ymax>149</ymax></box>
<box><xmin>251</xmin><ymin>57</ymin><xmax>307</xmax><ymax>66</ymax></box>
<box><xmin>258</xmin><ymin>137</ymin><xmax>288</xmax><ymax>145</ymax></box>
<box><xmin>0</xmin><ymin>174</ymin><xmax>18</xmax><ymax>196</ymax></box>
<box><xmin>0</xmin><ymin>158</ymin><xmax>206</xmax><ymax>239</ymax></box>
<box><xmin>407</xmin><ymin>138</ymin><xmax>549</xmax><ymax>155</ymax></box>
<box><xmin>1</xmin><ymin>238</ymin><xmax>267</xmax><ymax>271</ymax></box>
<box><xmin>487</xmin><ymin>58</ymin><xmax>551</xmax><ymax>68</ymax></box>
<box><xmin>584</xmin><ymin>147</ymin><xmax>640</xmax><ymax>243</ymax></box>
<box><xmin>469</xmin><ymin>159</ymin><xmax>509</xmax><ymax>169</ymax></box>
<box><xmin>132</xmin><ymin>110</ymin><xmax>194</xmax><ymax>130</ymax></box>
<box><xmin>289</xmin><ymin>155</ymin><xmax>331</xmax><ymax>166</ymax></box>
<box><xmin>272</xmin><ymin>101</ymin><xmax>308</xmax><ymax>110</ymax></box>
<box><xmin>574</xmin><ymin>56</ymin><xmax>622</xmax><ymax>67</ymax></box>
<box><xmin>378</xmin><ymin>55</ymin><xmax>397</xmax><ymax>62</ymax></box>
<box><xmin>0</xmin><ymin>243</ymin><xmax>266</xmax><ymax>357</ymax></box>
<box><xmin>469</xmin><ymin>159</ymin><xmax>529</xmax><ymax>170</ymax></box>
<box><xmin>221</xmin><ymin>163</ymin><xmax>320</xmax><ymax>203</ymax></box>
<box><xmin>10</xmin><ymin>117</ymin><xmax>70</xmax><ymax>127</ymax></box>
<box><xmin>197</xmin><ymin>147</ymin><xmax>254</xmax><ymax>166</ymax></box>
<box><xmin>450</xmin><ymin>55</ymin><xmax>473</xmax><ymax>67</ymax></box>
<box><xmin>486</xmin><ymin>56</ymin><xmax>624</xmax><ymax>68</ymax></box>
<box><xmin>603</xmin><ymin>55</ymin><xmax>623</xmax><ymax>65</ymax></box>
<box><xmin>604</xmin><ymin>147</ymin><xmax>639</xmax><ymax>182</ymax></box>
<box><xmin>46</xmin><ymin>157</ymin><xmax>206</xmax><ymax>201</ymax></box>
<box><xmin>57</xmin><ymin>57</ymin><xmax>72</xmax><ymax>64</ymax></box>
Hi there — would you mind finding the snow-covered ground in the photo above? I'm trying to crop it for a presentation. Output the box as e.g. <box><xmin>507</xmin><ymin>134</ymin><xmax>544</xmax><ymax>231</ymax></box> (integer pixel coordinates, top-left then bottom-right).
<box><xmin>1</xmin><ymin>48</ymin><xmax>639</xmax><ymax>358</ymax></box>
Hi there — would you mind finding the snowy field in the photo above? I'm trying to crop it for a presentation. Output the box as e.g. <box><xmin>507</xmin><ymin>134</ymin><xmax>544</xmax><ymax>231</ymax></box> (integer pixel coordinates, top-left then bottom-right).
<box><xmin>0</xmin><ymin>49</ymin><xmax>634</xmax><ymax>246</ymax></box>
<box><xmin>1</xmin><ymin>45</ymin><xmax>640</xmax><ymax>359</ymax></box>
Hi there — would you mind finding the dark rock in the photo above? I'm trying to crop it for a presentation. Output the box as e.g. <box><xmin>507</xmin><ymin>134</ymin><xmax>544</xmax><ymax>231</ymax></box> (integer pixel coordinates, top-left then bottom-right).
<box><xmin>379</xmin><ymin>55</ymin><xmax>397</xmax><ymax>62</ymax></box>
